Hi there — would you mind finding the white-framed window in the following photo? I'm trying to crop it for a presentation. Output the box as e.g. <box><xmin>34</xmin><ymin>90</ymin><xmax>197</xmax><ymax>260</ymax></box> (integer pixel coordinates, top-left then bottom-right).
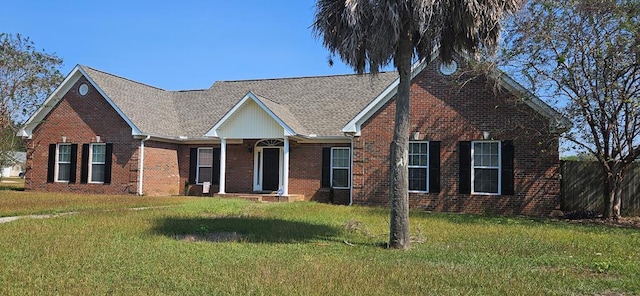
<box><xmin>56</xmin><ymin>143</ymin><xmax>72</xmax><ymax>182</ymax></box>
<box><xmin>331</xmin><ymin>147</ymin><xmax>350</xmax><ymax>188</ymax></box>
<box><xmin>197</xmin><ymin>147</ymin><xmax>213</xmax><ymax>184</ymax></box>
<box><xmin>89</xmin><ymin>143</ymin><xmax>106</xmax><ymax>183</ymax></box>
<box><xmin>409</xmin><ymin>141</ymin><xmax>429</xmax><ymax>192</ymax></box>
<box><xmin>472</xmin><ymin>141</ymin><xmax>501</xmax><ymax>195</ymax></box>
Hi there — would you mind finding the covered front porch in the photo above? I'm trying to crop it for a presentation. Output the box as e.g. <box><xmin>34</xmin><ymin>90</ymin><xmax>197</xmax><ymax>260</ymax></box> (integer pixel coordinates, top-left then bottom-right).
<box><xmin>217</xmin><ymin>138</ymin><xmax>293</xmax><ymax>196</ymax></box>
<box><xmin>191</xmin><ymin>91</ymin><xmax>352</xmax><ymax>204</ymax></box>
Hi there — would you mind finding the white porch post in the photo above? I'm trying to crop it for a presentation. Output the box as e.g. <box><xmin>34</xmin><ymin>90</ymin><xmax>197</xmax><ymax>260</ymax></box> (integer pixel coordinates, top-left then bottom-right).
<box><xmin>218</xmin><ymin>138</ymin><xmax>227</xmax><ymax>194</ymax></box>
<box><xmin>282</xmin><ymin>137</ymin><xmax>290</xmax><ymax>196</ymax></box>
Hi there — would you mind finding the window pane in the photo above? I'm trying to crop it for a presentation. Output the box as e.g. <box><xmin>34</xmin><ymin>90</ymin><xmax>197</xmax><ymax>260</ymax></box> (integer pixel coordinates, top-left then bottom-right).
<box><xmin>490</xmin><ymin>154</ymin><xmax>499</xmax><ymax>167</ymax></box>
<box><xmin>91</xmin><ymin>164</ymin><xmax>105</xmax><ymax>182</ymax></box>
<box><xmin>474</xmin><ymin>142</ymin><xmax>499</xmax><ymax>167</ymax></box>
<box><xmin>332</xmin><ymin>168</ymin><xmax>349</xmax><ymax>187</ymax></box>
<box><xmin>474</xmin><ymin>168</ymin><xmax>499</xmax><ymax>193</ymax></box>
<box><xmin>409</xmin><ymin>142</ymin><xmax>428</xmax><ymax>166</ymax></box>
<box><xmin>332</xmin><ymin>148</ymin><xmax>349</xmax><ymax>168</ymax></box>
<box><xmin>58</xmin><ymin>163</ymin><xmax>70</xmax><ymax>181</ymax></box>
<box><xmin>92</xmin><ymin>144</ymin><xmax>106</xmax><ymax>163</ymax></box>
<box><xmin>409</xmin><ymin>168</ymin><xmax>427</xmax><ymax>191</ymax></box>
<box><xmin>58</xmin><ymin>145</ymin><xmax>71</xmax><ymax>163</ymax></box>
<box><xmin>199</xmin><ymin>148</ymin><xmax>213</xmax><ymax>166</ymax></box>
<box><xmin>198</xmin><ymin>167</ymin><xmax>212</xmax><ymax>183</ymax></box>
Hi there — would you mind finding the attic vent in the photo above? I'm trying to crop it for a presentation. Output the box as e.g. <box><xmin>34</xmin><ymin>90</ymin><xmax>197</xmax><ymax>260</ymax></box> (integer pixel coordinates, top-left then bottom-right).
<box><xmin>439</xmin><ymin>61</ymin><xmax>458</xmax><ymax>76</ymax></box>
<box><xmin>79</xmin><ymin>84</ymin><xmax>89</xmax><ymax>96</ymax></box>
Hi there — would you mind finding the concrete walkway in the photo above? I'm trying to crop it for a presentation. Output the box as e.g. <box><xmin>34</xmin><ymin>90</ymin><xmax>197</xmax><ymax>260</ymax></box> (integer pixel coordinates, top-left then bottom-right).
<box><xmin>0</xmin><ymin>212</ymin><xmax>78</xmax><ymax>224</ymax></box>
<box><xmin>0</xmin><ymin>206</ymin><xmax>173</xmax><ymax>225</ymax></box>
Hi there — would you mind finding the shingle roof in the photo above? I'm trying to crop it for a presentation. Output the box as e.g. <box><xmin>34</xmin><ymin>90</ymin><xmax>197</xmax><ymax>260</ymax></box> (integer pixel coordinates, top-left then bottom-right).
<box><xmin>253</xmin><ymin>94</ymin><xmax>308</xmax><ymax>135</ymax></box>
<box><xmin>81</xmin><ymin>66</ymin><xmax>182</xmax><ymax>136</ymax></box>
<box><xmin>81</xmin><ymin>66</ymin><xmax>398</xmax><ymax>138</ymax></box>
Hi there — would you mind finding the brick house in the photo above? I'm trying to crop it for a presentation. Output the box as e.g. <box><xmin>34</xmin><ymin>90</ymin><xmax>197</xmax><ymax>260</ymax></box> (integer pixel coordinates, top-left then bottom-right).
<box><xmin>18</xmin><ymin>55</ymin><xmax>569</xmax><ymax>216</ymax></box>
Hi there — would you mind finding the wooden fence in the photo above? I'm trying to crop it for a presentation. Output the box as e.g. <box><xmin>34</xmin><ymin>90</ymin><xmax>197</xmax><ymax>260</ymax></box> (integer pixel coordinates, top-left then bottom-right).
<box><xmin>561</xmin><ymin>161</ymin><xmax>640</xmax><ymax>216</ymax></box>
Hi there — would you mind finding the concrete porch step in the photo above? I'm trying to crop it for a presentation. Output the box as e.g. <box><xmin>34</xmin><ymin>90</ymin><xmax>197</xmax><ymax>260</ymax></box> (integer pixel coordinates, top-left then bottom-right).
<box><xmin>212</xmin><ymin>193</ymin><xmax>305</xmax><ymax>203</ymax></box>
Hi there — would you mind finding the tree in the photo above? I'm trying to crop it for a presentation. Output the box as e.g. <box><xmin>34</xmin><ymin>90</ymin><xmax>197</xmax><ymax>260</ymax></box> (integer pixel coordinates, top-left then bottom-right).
<box><xmin>0</xmin><ymin>120</ymin><xmax>25</xmax><ymax>178</ymax></box>
<box><xmin>501</xmin><ymin>0</ymin><xmax>640</xmax><ymax>219</ymax></box>
<box><xmin>0</xmin><ymin>33</ymin><xmax>63</xmax><ymax>170</ymax></box>
<box><xmin>313</xmin><ymin>0</ymin><xmax>524</xmax><ymax>249</ymax></box>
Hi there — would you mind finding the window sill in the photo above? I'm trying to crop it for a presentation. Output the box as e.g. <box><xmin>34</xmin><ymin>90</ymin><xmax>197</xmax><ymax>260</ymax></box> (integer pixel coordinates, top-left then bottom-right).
<box><xmin>471</xmin><ymin>192</ymin><xmax>501</xmax><ymax>196</ymax></box>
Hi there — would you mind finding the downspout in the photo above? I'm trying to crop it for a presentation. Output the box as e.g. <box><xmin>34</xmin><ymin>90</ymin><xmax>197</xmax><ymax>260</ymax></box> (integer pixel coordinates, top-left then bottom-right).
<box><xmin>348</xmin><ymin>133</ymin><xmax>355</xmax><ymax>206</ymax></box>
<box><xmin>138</xmin><ymin>135</ymin><xmax>151</xmax><ymax>195</ymax></box>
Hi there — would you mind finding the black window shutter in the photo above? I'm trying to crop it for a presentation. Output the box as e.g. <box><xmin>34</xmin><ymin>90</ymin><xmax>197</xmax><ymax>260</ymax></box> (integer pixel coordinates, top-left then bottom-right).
<box><xmin>189</xmin><ymin>148</ymin><xmax>197</xmax><ymax>184</ymax></box>
<box><xmin>69</xmin><ymin>144</ymin><xmax>78</xmax><ymax>183</ymax></box>
<box><xmin>47</xmin><ymin>144</ymin><xmax>56</xmax><ymax>183</ymax></box>
<box><xmin>321</xmin><ymin>147</ymin><xmax>331</xmax><ymax>188</ymax></box>
<box><xmin>501</xmin><ymin>140</ymin><xmax>515</xmax><ymax>195</ymax></box>
<box><xmin>104</xmin><ymin>143</ymin><xmax>113</xmax><ymax>184</ymax></box>
<box><xmin>212</xmin><ymin>148</ymin><xmax>221</xmax><ymax>185</ymax></box>
<box><xmin>428</xmin><ymin>141</ymin><xmax>441</xmax><ymax>193</ymax></box>
<box><xmin>459</xmin><ymin>141</ymin><xmax>471</xmax><ymax>194</ymax></box>
<box><xmin>80</xmin><ymin>144</ymin><xmax>89</xmax><ymax>183</ymax></box>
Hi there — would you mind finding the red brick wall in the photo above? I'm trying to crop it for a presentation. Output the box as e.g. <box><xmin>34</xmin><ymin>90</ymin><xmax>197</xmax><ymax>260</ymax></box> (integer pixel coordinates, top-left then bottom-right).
<box><xmin>288</xmin><ymin>142</ymin><xmax>350</xmax><ymax>203</ymax></box>
<box><xmin>141</xmin><ymin>141</ymin><xmax>180</xmax><ymax>196</ymax></box>
<box><xmin>179</xmin><ymin>141</ymin><xmax>255</xmax><ymax>196</ymax></box>
<box><xmin>352</xmin><ymin>60</ymin><xmax>561</xmax><ymax>216</ymax></box>
<box><xmin>26</xmin><ymin>77</ymin><xmax>139</xmax><ymax>195</ymax></box>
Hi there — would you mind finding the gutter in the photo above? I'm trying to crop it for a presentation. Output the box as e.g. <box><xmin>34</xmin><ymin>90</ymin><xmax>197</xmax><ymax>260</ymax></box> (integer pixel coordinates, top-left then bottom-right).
<box><xmin>137</xmin><ymin>135</ymin><xmax>151</xmax><ymax>195</ymax></box>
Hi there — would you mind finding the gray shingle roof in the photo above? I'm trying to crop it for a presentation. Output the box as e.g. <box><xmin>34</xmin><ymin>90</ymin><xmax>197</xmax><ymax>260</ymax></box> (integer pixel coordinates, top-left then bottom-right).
<box><xmin>81</xmin><ymin>66</ymin><xmax>398</xmax><ymax>138</ymax></box>
<box><xmin>253</xmin><ymin>94</ymin><xmax>308</xmax><ymax>135</ymax></box>
<box><xmin>81</xmin><ymin>66</ymin><xmax>182</xmax><ymax>136</ymax></box>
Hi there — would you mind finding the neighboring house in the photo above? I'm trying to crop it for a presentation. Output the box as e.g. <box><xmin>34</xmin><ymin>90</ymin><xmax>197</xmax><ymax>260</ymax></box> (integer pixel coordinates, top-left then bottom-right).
<box><xmin>18</xmin><ymin>55</ymin><xmax>570</xmax><ymax>216</ymax></box>
<box><xmin>1</xmin><ymin>152</ymin><xmax>26</xmax><ymax>178</ymax></box>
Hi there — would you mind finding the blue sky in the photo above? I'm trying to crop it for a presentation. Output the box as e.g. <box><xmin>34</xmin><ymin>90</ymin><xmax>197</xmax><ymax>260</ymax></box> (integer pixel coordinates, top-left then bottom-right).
<box><xmin>1</xmin><ymin>0</ymin><xmax>363</xmax><ymax>90</ymax></box>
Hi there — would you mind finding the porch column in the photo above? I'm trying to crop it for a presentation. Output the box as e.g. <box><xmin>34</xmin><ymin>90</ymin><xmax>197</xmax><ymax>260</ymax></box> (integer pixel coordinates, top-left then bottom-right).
<box><xmin>218</xmin><ymin>138</ymin><xmax>227</xmax><ymax>194</ymax></box>
<box><xmin>282</xmin><ymin>137</ymin><xmax>290</xmax><ymax>195</ymax></box>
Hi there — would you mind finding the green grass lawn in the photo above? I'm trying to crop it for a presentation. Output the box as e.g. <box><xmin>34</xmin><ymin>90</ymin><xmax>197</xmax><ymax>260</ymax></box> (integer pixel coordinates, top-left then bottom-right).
<box><xmin>1</xmin><ymin>191</ymin><xmax>639</xmax><ymax>295</ymax></box>
<box><xmin>0</xmin><ymin>177</ymin><xmax>25</xmax><ymax>191</ymax></box>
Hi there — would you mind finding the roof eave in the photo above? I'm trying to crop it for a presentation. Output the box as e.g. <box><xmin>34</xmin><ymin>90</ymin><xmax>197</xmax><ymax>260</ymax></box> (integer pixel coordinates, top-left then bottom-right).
<box><xmin>342</xmin><ymin>56</ymin><xmax>433</xmax><ymax>135</ymax></box>
<box><xmin>496</xmin><ymin>72</ymin><xmax>572</xmax><ymax>133</ymax></box>
<box><xmin>18</xmin><ymin>65</ymin><xmax>143</xmax><ymax>138</ymax></box>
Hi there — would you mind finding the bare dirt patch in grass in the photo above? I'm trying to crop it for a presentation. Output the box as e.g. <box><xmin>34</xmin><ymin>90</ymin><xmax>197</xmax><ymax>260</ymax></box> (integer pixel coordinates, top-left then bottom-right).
<box><xmin>570</xmin><ymin>216</ymin><xmax>640</xmax><ymax>229</ymax></box>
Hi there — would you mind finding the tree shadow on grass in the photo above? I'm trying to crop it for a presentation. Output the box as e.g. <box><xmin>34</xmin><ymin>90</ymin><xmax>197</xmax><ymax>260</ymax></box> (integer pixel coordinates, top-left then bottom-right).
<box><xmin>151</xmin><ymin>216</ymin><xmax>343</xmax><ymax>244</ymax></box>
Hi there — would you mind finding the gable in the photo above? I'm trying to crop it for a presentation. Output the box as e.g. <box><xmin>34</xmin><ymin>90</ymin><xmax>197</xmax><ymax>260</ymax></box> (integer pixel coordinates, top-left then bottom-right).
<box><xmin>218</xmin><ymin>99</ymin><xmax>284</xmax><ymax>139</ymax></box>
<box><xmin>343</xmin><ymin>54</ymin><xmax>570</xmax><ymax>135</ymax></box>
<box><xmin>210</xmin><ymin>93</ymin><xmax>294</xmax><ymax>139</ymax></box>
<box><xmin>18</xmin><ymin>65</ymin><xmax>141</xmax><ymax>139</ymax></box>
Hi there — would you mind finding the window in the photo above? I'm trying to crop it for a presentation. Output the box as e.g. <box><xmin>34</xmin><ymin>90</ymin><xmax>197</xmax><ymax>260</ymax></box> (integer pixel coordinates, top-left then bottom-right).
<box><xmin>197</xmin><ymin>148</ymin><xmax>213</xmax><ymax>184</ymax></box>
<box><xmin>56</xmin><ymin>143</ymin><xmax>72</xmax><ymax>182</ymax></box>
<box><xmin>409</xmin><ymin>141</ymin><xmax>429</xmax><ymax>192</ymax></box>
<box><xmin>89</xmin><ymin>143</ymin><xmax>106</xmax><ymax>183</ymax></box>
<box><xmin>472</xmin><ymin>141</ymin><xmax>501</xmax><ymax>194</ymax></box>
<box><xmin>331</xmin><ymin>147</ymin><xmax>350</xmax><ymax>188</ymax></box>
<box><xmin>188</xmin><ymin>147</ymin><xmax>220</xmax><ymax>185</ymax></box>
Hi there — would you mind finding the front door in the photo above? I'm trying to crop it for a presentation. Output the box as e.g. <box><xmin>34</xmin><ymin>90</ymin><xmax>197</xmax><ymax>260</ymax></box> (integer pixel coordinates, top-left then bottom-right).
<box><xmin>262</xmin><ymin>148</ymin><xmax>280</xmax><ymax>191</ymax></box>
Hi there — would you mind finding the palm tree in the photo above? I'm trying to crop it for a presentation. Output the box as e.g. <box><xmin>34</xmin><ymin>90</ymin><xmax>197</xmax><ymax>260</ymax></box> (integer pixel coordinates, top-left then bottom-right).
<box><xmin>313</xmin><ymin>0</ymin><xmax>524</xmax><ymax>249</ymax></box>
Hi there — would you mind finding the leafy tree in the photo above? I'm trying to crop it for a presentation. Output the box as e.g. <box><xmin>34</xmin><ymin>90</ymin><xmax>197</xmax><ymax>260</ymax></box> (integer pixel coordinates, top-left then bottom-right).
<box><xmin>501</xmin><ymin>0</ymin><xmax>639</xmax><ymax>219</ymax></box>
<box><xmin>0</xmin><ymin>33</ymin><xmax>63</xmax><ymax>170</ymax></box>
<box><xmin>313</xmin><ymin>0</ymin><xmax>524</xmax><ymax>249</ymax></box>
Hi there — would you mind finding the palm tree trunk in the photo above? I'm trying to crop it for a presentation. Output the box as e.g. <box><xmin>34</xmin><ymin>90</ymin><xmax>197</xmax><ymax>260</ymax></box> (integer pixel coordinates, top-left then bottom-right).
<box><xmin>389</xmin><ymin>26</ymin><xmax>413</xmax><ymax>250</ymax></box>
